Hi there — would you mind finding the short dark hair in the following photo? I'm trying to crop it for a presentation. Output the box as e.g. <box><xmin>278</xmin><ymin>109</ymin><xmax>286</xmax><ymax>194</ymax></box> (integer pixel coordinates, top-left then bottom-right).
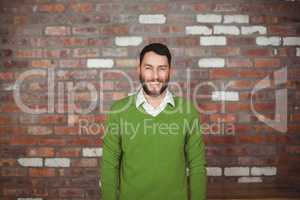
<box><xmin>139</xmin><ymin>43</ymin><xmax>171</xmax><ymax>66</ymax></box>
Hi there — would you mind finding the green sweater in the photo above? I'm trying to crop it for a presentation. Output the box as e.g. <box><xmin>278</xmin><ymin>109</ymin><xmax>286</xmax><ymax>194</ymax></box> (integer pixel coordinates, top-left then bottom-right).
<box><xmin>101</xmin><ymin>93</ymin><xmax>207</xmax><ymax>200</ymax></box>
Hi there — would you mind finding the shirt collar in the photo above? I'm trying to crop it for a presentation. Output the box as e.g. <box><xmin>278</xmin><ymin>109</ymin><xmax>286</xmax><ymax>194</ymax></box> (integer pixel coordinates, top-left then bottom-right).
<box><xmin>135</xmin><ymin>87</ymin><xmax>175</xmax><ymax>108</ymax></box>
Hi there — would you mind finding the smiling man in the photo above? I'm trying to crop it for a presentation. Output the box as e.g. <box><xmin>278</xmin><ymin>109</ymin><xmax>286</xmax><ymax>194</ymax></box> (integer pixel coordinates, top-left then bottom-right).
<box><xmin>101</xmin><ymin>43</ymin><xmax>207</xmax><ymax>200</ymax></box>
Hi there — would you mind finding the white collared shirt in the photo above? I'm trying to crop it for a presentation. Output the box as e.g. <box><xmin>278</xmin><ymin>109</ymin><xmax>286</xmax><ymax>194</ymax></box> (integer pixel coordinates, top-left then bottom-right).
<box><xmin>135</xmin><ymin>87</ymin><xmax>175</xmax><ymax>117</ymax></box>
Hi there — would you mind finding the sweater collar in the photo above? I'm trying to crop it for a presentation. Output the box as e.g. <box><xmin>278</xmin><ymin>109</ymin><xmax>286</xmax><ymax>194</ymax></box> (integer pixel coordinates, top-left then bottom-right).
<box><xmin>135</xmin><ymin>86</ymin><xmax>175</xmax><ymax>109</ymax></box>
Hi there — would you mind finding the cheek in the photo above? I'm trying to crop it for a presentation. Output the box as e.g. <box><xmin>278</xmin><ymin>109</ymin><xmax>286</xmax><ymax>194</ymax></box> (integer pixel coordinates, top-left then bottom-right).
<box><xmin>158</xmin><ymin>71</ymin><xmax>169</xmax><ymax>79</ymax></box>
<box><xmin>141</xmin><ymin>71</ymin><xmax>153</xmax><ymax>80</ymax></box>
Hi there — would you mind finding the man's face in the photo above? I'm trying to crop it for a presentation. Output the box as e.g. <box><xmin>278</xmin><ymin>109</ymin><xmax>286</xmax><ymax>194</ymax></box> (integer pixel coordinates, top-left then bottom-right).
<box><xmin>138</xmin><ymin>51</ymin><xmax>171</xmax><ymax>97</ymax></box>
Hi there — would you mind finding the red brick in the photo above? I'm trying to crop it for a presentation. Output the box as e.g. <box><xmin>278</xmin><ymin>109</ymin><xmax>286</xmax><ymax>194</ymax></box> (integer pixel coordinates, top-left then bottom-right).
<box><xmin>1</xmin><ymin>49</ymin><xmax>13</xmax><ymax>57</ymax></box>
<box><xmin>227</xmin><ymin>37</ymin><xmax>255</xmax><ymax>46</ymax></box>
<box><xmin>71</xmin><ymin>3</ymin><xmax>93</xmax><ymax>13</ymax></box>
<box><xmin>59</xmin><ymin>188</ymin><xmax>84</xmax><ymax>198</ymax></box>
<box><xmin>39</xmin><ymin>115</ymin><xmax>66</xmax><ymax>124</ymax></box>
<box><xmin>286</xmin><ymin>146</ymin><xmax>300</xmax><ymax>154</ymax></box>
<box><xmin>10</xmin><ymin>136</ymin><xmax>38</xmax><ymax>145</ymax></box>
<box><xmin>254</xmin><ymin>58</ymin><xmax>280</xmax><ymax>68</ymax></box>
<box><xmin>27</xmin><ymin>147</ymin><xmax>55</xmax><ymax>157</ymax></box>
<box><xmin>62</xmin><ymin>38</ymin><xmax>88</xmax><ymax>46</ymax></box>
<box><xmin>226</xmin><ymin>103</ymin><xmax>250</xmax><ymax>113</ymax></box>
<box><xmin>192</xmin><ymin>3</ymin><xmax>213</xmax><ymax>11</ymax></box>
<box><xmin>234</xmin><ymin>124</ymin><xmax>252</xmax><ymax>133</ymax></box>
<box><xmin>149</xmin><ymin>3</ymin><xmax>168</xmax><ymax>12</ymax></box>
<box><xmin>268</xmin><ymin>25</ymin><xmax>298</xmax><ymax>35</ymax></box>
<box><xmin>227</xmin><ymin>80</ymin><xmax>254</xmax><ymax>90</ymax></box>
<box><xmin>198</xmin><ymin>103</ymin><xmax>221</xmax><ymax>113</ymax></box>
<box><xmin>222</xmin><ymin>146</ymin><xmax>250</xmax><ymax>156</ymax></box>
<box><xmin>214</xmin><ymin>3</ymin><xmax>239</xmax><ymax>12</ymax></box>
<box><xmin>0</xmin><ymin>72</ymin><xmax>14</xmax><ymax>80</ymax></box>
<box><xmin>56</xmin><ymin>148</ymin><xmax>81</xmax><ymax>157</ymax></box>
<box><xmin>212</xmin><ymin>47</ymin><xmax>240</xmax><ymax>56</ymax></box>
<box><xmin>238</xmin><ymin>135</ymin><xmax>266</xmax><ymax>144</ymax></box>
<box><xmin>290</xmin><ymin>113</ymin><xmax>300</xmax><ymax>121</ymax></box>
<box><xmin>0</xmin><ymin>159</ymin><xmax>16</xmax><ymax>167</ymax></box>
<box><xmin>265</xmin><ymin>135</ymin><xmax>294</xmax><ymax>144</ymax></box>
<box><xmin>89</xmin><ymin>38</ymin><xmax>112</xmax><ymax>46</ymax></box>
<box><xmin>67</xmin><ymin>137</ymin><xmax>102</xmax><ymax>146</ymax></box>
<box><xmin>44</xmin><ymin>49</ymin><xmax>71</xmax><ymax>58</ymax></box>
<box><xmin>3</xmin><ymin>188</ymin><xmax>31</xmax><ymax>196</ymax></box>
<box><xmin>227</xmin><ymin>58</ymin><xmax>253</xmax><ymax>68</ymax></box>
<box><xmin>54</xmin><ymin>126</ymin><xmax>80</xmax><ymax>135</ymax></box>
<box><xmin>210</xmin><ymin>69</ymin><xmax>238</xmax><ymax>79</ymax></box>
<box><xmin>289</xmin><ymin>69</ymin><xmax>300</xmax><ymax>79</ymax></box>
<box><xmin>210</xmin><ymin>114</ymin><xmax>236</xmax><ymax>123</ymax></box>
<box><xmin>205</xmin><ymin>146</ymin><xmax>221</xmax><ymax>156</ymax></box>
<box><xmin>38</xmin><ymin>138</ymin><xmax>66</xmax><ymax>146</ymax></box>
<box><xmin>205</xmin><ymin>135</ymin><xmax>237</xmax><ymax>145</ymax></box>
<box><xmin>59</xmin><ymin>59</ymin><xmax>86</xmax><ymax>68</ymax></box>
<box><xmin>71</xmin><ymin>158</ymin><xmax>98</xmax><ymax>167</ymax></box>
<box><xmin>68</xmin><ymin>114</ymin><xmax>106</xmax><ymax>125</ymax></box>
<box><xmin>277</xmin><ymin>47</ymin><xmax>296</xmax><ymax>57</ymax></box>
<box><xmin>160</xmin><ymin>25</ymin><xmax>184</xmax><ymax>33</ymax></box>
<box><xmin>3</xmin><ymin>60</ymin><xmax>29</xmax><ymax>68</ymax></box>
<box><xmin>174</xmin><ymin>37</ymin><xmax>198</xmax><ymax>47</ymax></box>
<box><xmin>57</xmin><ymin>69</ymin><xmax>98</xmax><ymax>80</ymax></box>
<box><xmin>0</xmin><ymin>126</ymin><xmax>26</xmax><ymax>135</ymax></box>
<box><xmin>241</xmin><ymin>48</ymin><xmax>273</xmax><ymax>57</ymax></box>
<box><xmin>0</xmin><ymin>116</ymin><xmax>11</xmax><ymax>125</ymax></box>
<box><xmin>37</xmin><ymin>4</ymin><xmax>65</xmax><ymax>12</ymax></box>
<box><xmin>31</xmin><ymin>59</ymin><xmax>57</xmax><ymax>68</ymax></box>
<box><xmin>27</xmin><ymin>126</ymin><xmax>53</xmax><ymax>135</ymax></box>
<box><xmin>32</xmin><ymin>187</ymin><xmax>50</xmax><ymax>197</ymax></box>
<box><xmin>16</xmin><ymin>49</ymin><xmax>43</xmax><ymax>58</ymax></box>
<box><xmin>238</xmin><ymin>156</ymin><xmax>278</xmax><ymax>166</ymax></box>
<box><xmin>250</xmin><ymin>15</ymin><xmax>279</xmax><ymax>24</ymax></box>
<box><xmin>102</xmin><ymin>25</ymin><xmax>129</xmax><ymax>35</ymax></box>
<box><xmin>1</xmin><ymin>167</ymin><xmax>27</xmax><ymax>176</ymax></box>
<box><xmin>73</xmin><ymin>48</ymin><xmax>99</xmax><ymax>58</ymax></box>
<box><xmin>239</xmin><ymin>69</ymin><xmax>268</xmax><ymax>78</ymax></box>
<box><xmin>29</xmin><ymin>168</ymin><xmax>55</xmax><ymax>177</ymax></box>
<box><xmin>252</xmin><ymin>102</ymin><xmax>275</xmax><ymax>112</ymax></box>
<box><xmin>84</xmin><ymin>14</ymin><xmax>109</xmax><ymax>24</ymax></box>
<box><xmin>14</xmin><ymin>16</ymin><xmax>28</xmax><ymax>26</ymax></box>
<box><xmin>72</xmin><ymin>27</ymin><xmax>98</xmax><ymax>35</ymax></box>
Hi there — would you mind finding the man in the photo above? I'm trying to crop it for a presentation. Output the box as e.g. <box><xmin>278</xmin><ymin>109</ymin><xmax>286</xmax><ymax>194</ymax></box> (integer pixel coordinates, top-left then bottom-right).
<box><xmin>101</xmin><ymin>43</ymin><xmax>207</xmax><ymax>200</ymax></box>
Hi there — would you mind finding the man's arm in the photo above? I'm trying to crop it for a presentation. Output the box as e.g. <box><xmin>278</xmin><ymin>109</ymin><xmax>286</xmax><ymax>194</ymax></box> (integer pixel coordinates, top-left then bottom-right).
<box><xmin>185</xmin><ymin>111</ymin><xmax>207</xmax><ymax>200</ymax></box>
<box><xmin>101</xmin><ymin>105</ymin><xmax>122</xmax><ymax>200</ymax></box>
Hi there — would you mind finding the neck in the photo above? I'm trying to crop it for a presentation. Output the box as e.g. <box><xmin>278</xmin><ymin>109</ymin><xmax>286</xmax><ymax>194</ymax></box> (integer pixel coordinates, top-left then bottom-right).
<box><xmin>142</xmin><ymin>89</ymin><xmax>167</xmax><ymax>108</ymax></box>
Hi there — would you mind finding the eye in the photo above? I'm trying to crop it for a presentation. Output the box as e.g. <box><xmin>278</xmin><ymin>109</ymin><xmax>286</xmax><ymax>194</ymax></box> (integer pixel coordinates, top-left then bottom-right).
<box><xmin>144</xmin><ymin>64</ymin><xmax>154</xmax><ymax>70</ymax></box>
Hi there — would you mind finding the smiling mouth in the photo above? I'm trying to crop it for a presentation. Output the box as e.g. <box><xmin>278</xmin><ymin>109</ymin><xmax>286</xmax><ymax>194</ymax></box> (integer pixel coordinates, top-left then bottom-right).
<box><xmin>149</xmin><ymin>82</ymin><xmax>160</xmax><ymax>86</ymax></box>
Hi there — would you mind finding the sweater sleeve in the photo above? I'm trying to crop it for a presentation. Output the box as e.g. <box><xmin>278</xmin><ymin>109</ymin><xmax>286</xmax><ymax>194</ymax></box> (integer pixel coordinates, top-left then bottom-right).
<box><xmin>101</xmin><ymin>105</ymin><xmax>122</xmax><ymax>200</ymax></box>
<box><xmin>185</xmin><ymin>111</ymin><xmax>207</xmax><ymax>200</ymax></box>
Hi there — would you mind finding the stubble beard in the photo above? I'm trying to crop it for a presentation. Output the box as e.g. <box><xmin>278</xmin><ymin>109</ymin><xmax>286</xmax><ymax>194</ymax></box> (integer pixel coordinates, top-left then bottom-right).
<box><xmin>139</xmin><ymin>73</ymin><xmax>170</xmax><ymax>97</ymax></box>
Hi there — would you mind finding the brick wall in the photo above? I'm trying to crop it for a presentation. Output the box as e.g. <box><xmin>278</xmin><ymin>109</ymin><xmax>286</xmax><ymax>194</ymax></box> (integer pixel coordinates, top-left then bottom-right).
<box><xmin>1</xmin><ymin>0</ymin><xmax>300</xmax><ymax>199</ymax></box>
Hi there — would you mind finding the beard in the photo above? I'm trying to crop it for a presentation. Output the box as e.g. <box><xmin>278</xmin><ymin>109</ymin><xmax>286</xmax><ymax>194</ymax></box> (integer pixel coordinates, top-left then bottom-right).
<box><xmin>139</xmin><ymin>73</ymin><xmax>170</xmax><ymax>97</ymax></box>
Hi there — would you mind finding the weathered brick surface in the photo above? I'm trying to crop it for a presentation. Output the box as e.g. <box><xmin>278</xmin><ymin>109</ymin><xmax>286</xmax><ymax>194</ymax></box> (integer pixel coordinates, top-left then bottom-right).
<box><xmin>0</xmin><ymin>0</ymin><xmax>300</xmax><ymax>199</ymax></box>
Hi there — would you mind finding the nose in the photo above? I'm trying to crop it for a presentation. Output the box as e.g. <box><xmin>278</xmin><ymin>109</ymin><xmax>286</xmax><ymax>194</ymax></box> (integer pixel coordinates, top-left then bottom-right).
<box><xmin>152</xmin><ymin>68</ymin><xmax>159</xmax><ymax>81</ymax></box>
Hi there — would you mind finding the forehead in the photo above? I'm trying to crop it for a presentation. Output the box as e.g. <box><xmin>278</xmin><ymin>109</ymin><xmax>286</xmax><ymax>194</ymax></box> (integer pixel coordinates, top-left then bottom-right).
<box><xmin>141</xmin><ymin>51</ymin><xmax>169</xmax><ymax>66</ymax></box>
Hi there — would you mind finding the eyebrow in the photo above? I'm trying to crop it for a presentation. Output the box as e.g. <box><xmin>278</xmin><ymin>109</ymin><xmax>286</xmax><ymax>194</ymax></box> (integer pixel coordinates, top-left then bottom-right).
<box><xmin>143</xmin><ymin>63</ymin><xmax>168</xmax><ymax>68</ymax></box>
